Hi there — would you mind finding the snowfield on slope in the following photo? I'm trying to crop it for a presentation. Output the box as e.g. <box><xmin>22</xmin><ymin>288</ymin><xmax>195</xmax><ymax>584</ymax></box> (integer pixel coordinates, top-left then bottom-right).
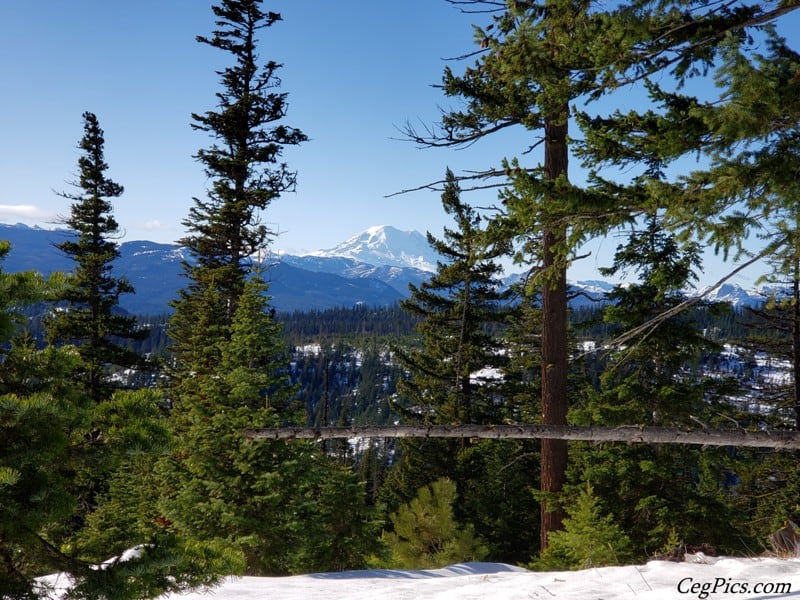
<box><xmin>150</xmin><ymin>555</ymin><xmax>800</xmax><ymax>599</ymax></box>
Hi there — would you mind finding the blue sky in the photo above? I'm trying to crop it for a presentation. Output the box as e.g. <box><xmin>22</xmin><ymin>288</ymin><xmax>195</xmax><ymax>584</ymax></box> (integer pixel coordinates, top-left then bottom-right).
<box><xmin>0</xmin><ymin>1</ymin><xmax>798</xmax><ymax>287</ymax></box>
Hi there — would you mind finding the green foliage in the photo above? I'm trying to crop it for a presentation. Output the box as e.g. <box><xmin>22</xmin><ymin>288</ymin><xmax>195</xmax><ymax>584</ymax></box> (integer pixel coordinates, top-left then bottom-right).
<box><xmin>61</xmin><ymin>540</ymin><xmax>241</xmax><ymax>600</ymax></box>
<box><xmin>537</xmin><ymin>484</ymin><xmax>633</xmax><ymax>570</ymax></box>
<box><xmin>730</xmin><ymin>451</ymin><xmax>800</xmax><ymax>550</ymax></box>
<box><xmin>0</xmin><ymin>379</ymin><xmax>77</xmax><ymax>595</ymax></box>
<box><xmin>393</xmin><ymin>169</ymin><xmax>511</xmax><ymax>425</ymax></box>
<box><xmin>381</xmin><ymin>170</ymin><xmax>539</xmax><ymax>563</ymax></box>
<box><xmin>171</xmin><ymin>0</ymin><xmax>307</xmax><ymax>361</ymax></box>
<box><xmin>159</xmin><ymin>1</ymin><xmax>382</xmax><ymax>579</ymax></box>
<box><xmin>379</xmin><ymin>478</ymin><xmax>488</xmax><ymax>570</ymax></box>
<box><xmin>284</xmin><ymin>464</ymin><xmax>384</xmax><ymax>573</ymax></box>
<box><xmin>0</xmin><ymin>115</ymin><xmax>225</xmax><ymax>597</ymax></box>
<box><xmin>46</xmin><ymin>111</ymin><xmax>146</xmax><ymax>405</ymax></box>
<box><xmin>162</xmin><ymin>274</ymin><xmax>379</xmax><ymax>575</ymax></box>
<box><xmin>0</xmin><ymin>241</ymin><xmax>49</xmax><ymax>340</ymax></box>
<box><xmin>454</xmin><ymin>440</ymin><xmax>540</xmax><ymax>563</ymax></box>
<box><xmin>568</xmin><ymin>219</ymin><xmax>747</xmax><ymax>557</ymax></box>
<box><xmin>594</xmin><ymin>217</ymin><xmax>716</xmax><ymax>426</ymax></box>
<box><xmin>0</xmin><ymin>342</ymin><xmax>207</xmax><ymax>599</ymax></box>
<box><xmin>414</xmin><ymin>0</ymin><xmax>800</xmax><ymax>555</ymax></box>
<box><xmin>0</xmin><ymin>247</ymin><xmax>86</xmax><ymax>596</ymax></box>
<box><xmin>280</xmin><ymin>304</ymin><xmax>419</xmax><ymax>343</ymax></box>
<box><xmin>567</xmin><ymin>441</ymin><xmax>744</xmax><ymax>556</ymax></box>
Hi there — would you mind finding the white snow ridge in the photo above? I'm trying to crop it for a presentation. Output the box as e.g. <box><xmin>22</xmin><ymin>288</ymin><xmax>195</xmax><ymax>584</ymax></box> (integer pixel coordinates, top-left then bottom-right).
<box><xmin>157</xmin><ymin>556</ymin><xmax>800</xmax><ymax>600</ymax></box>
<box><xmin>308</xmin><ymin>225</ymin><xmax>439</xmax><ymax>272</ymax></box>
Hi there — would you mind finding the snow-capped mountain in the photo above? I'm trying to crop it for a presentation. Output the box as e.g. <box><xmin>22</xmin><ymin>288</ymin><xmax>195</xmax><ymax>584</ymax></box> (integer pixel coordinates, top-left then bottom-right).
<box><xmin>695</xmin><ymin>282</ymin><xmax>765</xmax><ymax>307</ymax></box>
<box><xmin>279</xmin><ymin>254</ymin><xmax>430</xmax><ymax>296</ymax></box>
<box><xmin>0</xmin><ymin>223</ymin><xmax>417</xmax><ymax>312</ymax></box>
<box><xmin>0</xmin><ymin>223</ymin><xmax>774</xmax><ymax>313</ymax></box>
<box><xmin>308</xmin><ymin>225</ymin><xmax>439</xmax><ymax>272</ymax></box>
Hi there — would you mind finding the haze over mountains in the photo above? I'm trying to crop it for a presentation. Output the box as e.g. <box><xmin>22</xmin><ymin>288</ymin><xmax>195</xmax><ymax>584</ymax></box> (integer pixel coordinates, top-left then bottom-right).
<box><xmin>0</xmin><ymin>223</ymin><xmax>766</xmax><ymax>314</ymax></box>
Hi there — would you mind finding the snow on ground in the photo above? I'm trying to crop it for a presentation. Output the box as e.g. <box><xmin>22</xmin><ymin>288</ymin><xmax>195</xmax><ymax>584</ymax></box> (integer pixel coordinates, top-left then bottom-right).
<box><xmin>156</xmin><ymin>556</ymin><xmax>800</xmax><ymax>600</ymax></box>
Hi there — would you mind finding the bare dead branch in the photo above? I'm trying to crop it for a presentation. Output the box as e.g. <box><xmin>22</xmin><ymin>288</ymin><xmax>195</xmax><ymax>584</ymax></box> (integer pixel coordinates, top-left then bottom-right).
<box><xmin>446</xmin><ymin>0</ymin><xmax>507</xmax><ymax>14</ymax></box>
<box><xmin>401</xmin><ymin>118</ymin><xmax>522</xmax><ymax>150</ymax></box>
<box><xmin>385</xmin><ymin>168</ymin><xmax>516</xmax><ymax>197</ymax></box>
<box><xmin>442</xmin><ymin>48</ymin><xmax>490</xmax><ymax>61</ymax></box>
<box><xmin>582</xmin><ymin>239</ymin><xmax>786</xmax><ymax>360</ymax></box>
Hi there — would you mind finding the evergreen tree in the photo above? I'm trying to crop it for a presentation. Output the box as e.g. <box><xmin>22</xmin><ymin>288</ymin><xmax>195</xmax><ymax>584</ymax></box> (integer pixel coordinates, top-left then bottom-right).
<box><xmin>0</xmin><ymin>245</ymin><xmax>75</xmax><ymax>598</ymax></box>
<box><xmin>378</xmin><ymin>478</ymin><xmax>488</xmax><ymax>570</ymax></box>
<box><xmin>408</xmin><ymin>0</ymin><xmax>798</xmax><ymax>549</ymax></box>
<box><xmin>161</xmin><ymin>273</ymin><xmax>379</xmax><ymax>574</ymax></box>
<box><xmin>537</xmin><ymin>484</ymin><xmax>633</xmax><ymax>570</ymax></box>
<box><xmin>568</xmin><ymin>220</ymin><xmax>744</xmax><ymax>556</ymax></box>
<box><xmin>568</xmin><ymin>20</ymin><xmax>800</xmax><ymax>553</ymax></box>
<box><xmin>741</xmin><ymin>190</ymin><xmax>800</xmax><ymax>429</ymax></box>
<box><xmin>170</xmin><ymin>0</ymin><xmax>306</xmax><ymax>373</ymax></box>
<box><xmin>596</xmin><ymin>216</ymin><xmax>712</xmax><ymax>426</ymax></box>
<box><xmin>0</xmin><ymin>245</ymin><xmax>204</xmax><ymax>599</ymax></box>
<box><xmin>158</xmin><ymin>2</ymin><xmax>381</xmax><ymax>576</ymax></box>
<box><xmin>394</xmin><ymin>168</ymin><xmax>511</xmax><ymax>425</ymax></box>
<box><xmin>47</xmin><ymin>111</ymin><xmax>145</xmax><ymax>405</ymax></box>
<box><xmin>382</xmin><ymin>170</ymin><xmax>539</xmax><ymax>563</ymax></box>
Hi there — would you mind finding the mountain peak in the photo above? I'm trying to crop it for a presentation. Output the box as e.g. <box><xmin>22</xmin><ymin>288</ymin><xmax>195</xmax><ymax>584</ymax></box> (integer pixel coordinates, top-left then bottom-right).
<box><xmin>307</xmin><ymin>225</ymin><xmax>439</xmax><ymax>272</ymax></box>
<box><xmin>697</xmin><ymin>282</ymin><xmax>763</xmax><ymax>307</ymax></box>
<box><xmin>365</xmin><ymin>224</ymin><xmax>390</xmax><ymax>236</ymax></box>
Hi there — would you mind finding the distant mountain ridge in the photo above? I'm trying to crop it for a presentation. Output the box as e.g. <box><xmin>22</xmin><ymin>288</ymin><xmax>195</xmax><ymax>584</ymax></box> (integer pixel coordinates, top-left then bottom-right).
<box><xmin>0</xmin><ymin>223</ymin><xmax>770</xmax><ymax>313</ymax></box>
<box><xmin>0</xmin><ymin>223</ymin><xmax>421</xmax><ymax>312</ymax></box>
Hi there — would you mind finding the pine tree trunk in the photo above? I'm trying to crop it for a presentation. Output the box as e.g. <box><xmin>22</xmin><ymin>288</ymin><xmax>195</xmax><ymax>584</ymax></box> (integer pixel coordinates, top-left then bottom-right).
<box><xmin>539</xmin><ymin>116</ymin><xmax>569</xmax><ymax>550</ymax></box>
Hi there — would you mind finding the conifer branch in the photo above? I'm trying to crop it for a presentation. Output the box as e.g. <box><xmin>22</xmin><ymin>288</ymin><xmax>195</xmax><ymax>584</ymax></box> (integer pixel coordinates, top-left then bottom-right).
<box><xmin>582</xmin><ymin>238</ymin><xmax>787</xmax><ymax>361</ymax></box>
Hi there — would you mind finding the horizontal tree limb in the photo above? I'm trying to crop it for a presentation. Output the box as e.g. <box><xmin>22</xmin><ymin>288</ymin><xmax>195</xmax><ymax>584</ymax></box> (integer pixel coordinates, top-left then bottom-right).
<box><xmin>244</xmin><ymin>424</ymin><xmax>800</xmax><ymax>449</ymax></box>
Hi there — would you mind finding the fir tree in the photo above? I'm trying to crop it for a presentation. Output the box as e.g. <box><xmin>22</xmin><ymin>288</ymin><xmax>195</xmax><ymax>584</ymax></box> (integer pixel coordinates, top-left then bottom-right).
<box><xmin>0</xmin><ymin>246</ymin><xmax>78</xmax><ymax>597</ymax></box>
<box><xmin>407</xmin><ymin>0</ymin><xmax>798</xmax><ymax>549</ymax></box>
<box><xmin>537</xmin><ymin>484</ymin><xmax>633</xmax><ymax>570</ymax></box>
<box><xmin>596</xmin><ymin>216</ymin><xmax>712</xmax><ymax>426</ymax></box>
<box><xmin>382</xmin><ymin>170</ymin><xmax>539</xmax><ymax>563</ymax></box>
<box><xmin>568</xmin><ymin>219</ymin><xmax>744</xmax><ymax>556</ymax></box>
<box><xmin>170</xmin><ymin>0</ymin><xmax>307</xmax><ymax>373</ymax></box>
<box><xmin>741</xmin><ymin>170</ymin><xmax>800</xmax><ymax>429</ymax></box>
<box><xmin>47</xmin><ymin>111</ymin><xmax>145</xmax><ymax>405</ymax></box>
<box><xmin>394</xmin><ymin>168</ymin><xmax>510</xmax><ymax>426</ymax></box>
<box><xmin>159</xmin><ymin>2</ymin><xmax>382</xmax><ymax>576</ymax></box>
<box><xmin>0</xmin><ymin>244</ymin><xmax>198</xmax><ymax>599</ymax></box>
<box><xmin>161</xmin><ymin>273</ymin><xmax>378</xmax><ymax>574</ymax></box>
<box><xmin>567</xmin><ymin>22</ymin><xmax>800</xmax><ymax>553</ymax></box>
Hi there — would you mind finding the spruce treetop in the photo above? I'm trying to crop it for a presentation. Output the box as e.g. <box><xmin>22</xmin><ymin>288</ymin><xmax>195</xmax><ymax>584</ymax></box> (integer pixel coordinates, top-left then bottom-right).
<box><xmin>48</xmin><ymin>111</ymin><xmax>144</xmax><ymax>405</ymax></box>
<box><xmin>173</xmin><ymin>0</ymin><xmax>306</xmax><ymax>367</ymax></box>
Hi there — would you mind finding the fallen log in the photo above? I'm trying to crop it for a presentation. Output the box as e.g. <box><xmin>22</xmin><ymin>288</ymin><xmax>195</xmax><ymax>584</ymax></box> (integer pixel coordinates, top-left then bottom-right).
<box><xmin>244</xmin><ymin>424</ymin><xmax>800</xmax><ymax>449</ymax></box>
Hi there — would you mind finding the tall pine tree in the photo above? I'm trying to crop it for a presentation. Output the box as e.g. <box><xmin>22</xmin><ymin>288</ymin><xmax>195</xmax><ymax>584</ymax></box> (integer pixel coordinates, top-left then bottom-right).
<box><xmin>161</xmin><ymin>1</ymin><xmax>378</xmax><ymax>575</ymax></box>
<box><xmin>162</xmin><ymin>272</ymin><xmax>380</xmax><ymax>574</ymax></box>
<box><xmin>382</xmin><ymin>170</ymin><xmax>539</xmax><ymax>563</ymax></box>
<box><xmin>568</xmin><ymin>218</ymin><xmax>745</xmax><ymax>555</ymax></box>
<box><xmin>394</xmin><ymin>169</ymin><xmax>511</xmax><ymax>426</ymax></box>
<box><xmin>47</xmin><ymin>111</ymin><xmax>145</xmax><ymax>405</ymax></box>
<box><xmin>170</xmin><ymin>0</ymin><xmax>307</xmax><ymax>373</ymax></box>
<box><xmin>406</xmin><ymin>0</ymin><xmax>798</xmax><ymax>550</ymax></box>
